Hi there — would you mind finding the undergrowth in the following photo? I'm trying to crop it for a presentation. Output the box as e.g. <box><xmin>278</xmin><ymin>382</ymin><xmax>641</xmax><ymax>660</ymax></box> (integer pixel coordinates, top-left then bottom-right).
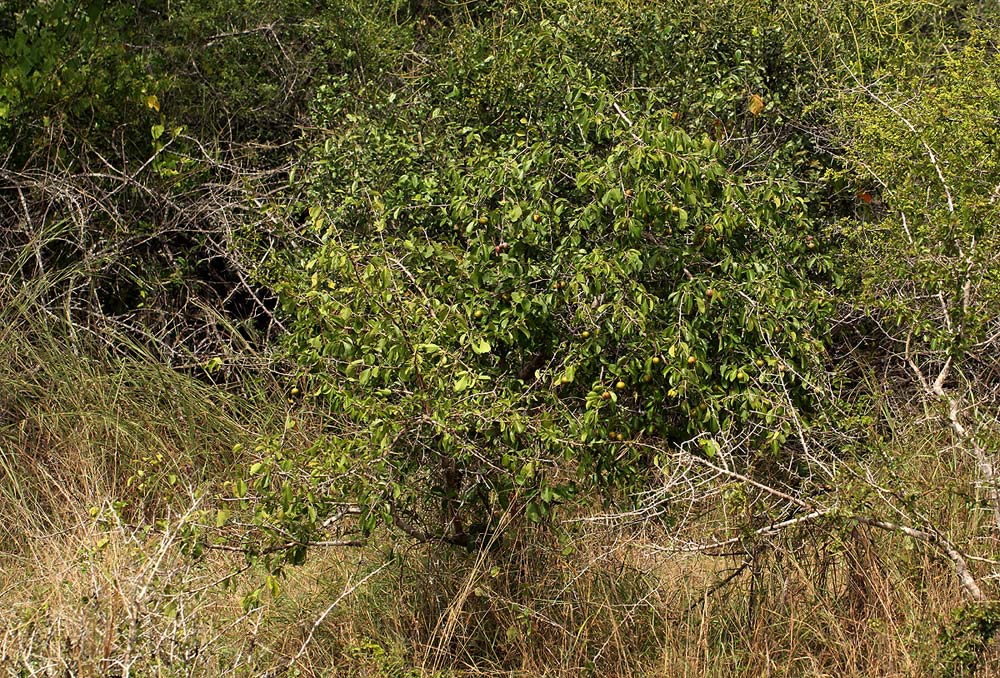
<box><xmin>3</xmin><ymin>1</ymin><xmax>1000</xmax><ymax>676</ymax></box>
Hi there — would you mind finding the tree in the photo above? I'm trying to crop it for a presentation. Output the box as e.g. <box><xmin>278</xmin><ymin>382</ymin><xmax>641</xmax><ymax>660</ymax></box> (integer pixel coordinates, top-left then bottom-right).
<box><xmin>837</xmin><ymin>34</ymin><xmax>1000</xmax><ymax>550</ymax></box>
<box><xmin>240</xmin><ymin>1</ymin><xmax>838</xmax><ymax>570</ymax></box>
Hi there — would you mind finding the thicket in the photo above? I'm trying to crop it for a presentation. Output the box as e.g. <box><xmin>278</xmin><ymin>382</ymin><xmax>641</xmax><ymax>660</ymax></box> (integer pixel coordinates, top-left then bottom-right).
<box><xmin>3</xmin><ymin>0</ymin><xmax>1000</xmax><ymax>675</ymax></box>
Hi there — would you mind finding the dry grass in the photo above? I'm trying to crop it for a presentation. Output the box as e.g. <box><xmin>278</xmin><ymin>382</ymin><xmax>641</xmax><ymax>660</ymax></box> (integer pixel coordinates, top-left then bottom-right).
<box><xmin>0</xmin><ymin>306</ymin><xmax>275</xmax><ymax>549</ymax></box>
<box><xmin>0</xmin><ymin>291</ymin><xmax>289</xmax><ymax>675</ymax></box>
<box><xmin>1</xmin><ymin>508</ymin><xmax>256</xmax><ymax>675</ymax></box>
<box><xmin>1</xmin><ymin>493</ymin><xmax>998</xmax><ymax>676</ymax></box>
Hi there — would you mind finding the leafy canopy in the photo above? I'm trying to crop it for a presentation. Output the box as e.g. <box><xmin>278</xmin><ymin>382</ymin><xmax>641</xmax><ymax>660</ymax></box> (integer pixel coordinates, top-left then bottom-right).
<box><xmin>249</xmin><ymin>1</ymin><xmax>838</xmax><ymax>562</ymax></box>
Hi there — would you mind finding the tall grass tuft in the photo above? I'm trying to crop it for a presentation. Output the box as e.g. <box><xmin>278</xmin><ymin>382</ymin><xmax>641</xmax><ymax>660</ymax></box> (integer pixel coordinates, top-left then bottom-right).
<box><xmin>0</xmin><ymin>273</ymin><xmax>287</xmax><ymax>546</ymax></box>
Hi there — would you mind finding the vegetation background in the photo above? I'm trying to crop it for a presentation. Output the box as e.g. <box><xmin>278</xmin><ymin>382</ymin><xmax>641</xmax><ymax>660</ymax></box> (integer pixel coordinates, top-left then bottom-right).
<box><xmin>3</xmin><ymin>0</ymin><xmax>1000</xmax><ymax>675</ymax></box>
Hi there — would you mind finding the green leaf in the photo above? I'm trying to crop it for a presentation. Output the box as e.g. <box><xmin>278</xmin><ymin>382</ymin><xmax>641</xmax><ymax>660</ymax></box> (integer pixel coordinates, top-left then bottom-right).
<box><xmin>454</xmin><ymin>374</ymin><xmax>471</xmax><ymax>392</ymax></box>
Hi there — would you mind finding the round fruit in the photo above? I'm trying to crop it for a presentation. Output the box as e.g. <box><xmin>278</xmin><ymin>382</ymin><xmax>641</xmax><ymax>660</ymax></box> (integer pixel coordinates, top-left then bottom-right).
<box><xmin>290</xmin><ymin>387</ymin><xmax>300</xmax><ymax>396</ymax></box>
<box><xmin>601</xmin><ymin>391</ymin><xmax>611</xmax><ymax>400</ymax></box>
<box><xmin>616</xmin><ymin>432</ymin><xmax>625</xmax><ymax>441</ymax></box>
<box><xmin>705</xmin><ymin>288</ymin><xmax>714</xmax><ymax>298</ymax></box>
<box><xmin>643</xmin><ymin>374</ymin><xmax>652</xmax><ymax>383</ymax></box>
<box><xmin>670</xmin><ymin>205</ymin><xmax>680</xmax><ymax>215</ymax></box>
<box><xmin>474</xmin><ymin>309</ymin><xmax>484</xmax><ymax>319</ymax></box>
<box><xmin>651</xmin><ymin>356</ymin><xmax>660</xmax><ymax>365</ymax></box>
<box><xmin>478</xmin><ymin>216</ymin><xmax>488</xmax><ymax>225</ymax></box>
<box><xmin>533</xmin><ymin>212</ymin><xmax>541</xmax><ymax>223</ymax></box>
<box><xmin>625</xmin><ymin>189</ymin><xmax>634</xmax><ymax>197</ymax></box>
<box><xmin>755</xmin><ymin>359</ymin><xmax>764</xmax><ymax>367</ymax></box>
<box><xmin>616</xmin><ymin>380</ymin><xmax>626</xmax><ymax>390</ymax></box>
<box><xmin>687</xmin><ymin>355</ymin><xmax>697</xmax><ymax>365</ymax></box>
<box><xmin>581</xmin><ymin>330</ymin><xmax>591</xmax><ymax>339</ymax></box>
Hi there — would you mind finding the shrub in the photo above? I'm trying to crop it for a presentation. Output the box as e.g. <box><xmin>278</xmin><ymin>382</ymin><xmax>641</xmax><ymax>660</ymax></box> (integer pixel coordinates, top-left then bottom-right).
<box><xmin>251</xmin><ymin>0</ymin><xmax>840</xmax><ymax>567</ymax></box>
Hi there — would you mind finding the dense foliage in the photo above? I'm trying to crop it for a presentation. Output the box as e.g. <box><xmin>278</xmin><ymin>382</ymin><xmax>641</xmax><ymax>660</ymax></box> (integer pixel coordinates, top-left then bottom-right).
<box><xmin>5</xmin><ymin>0</ymin><xmax>1000</xmax><ymax>673</ymax></box>
<box><xmin>268</xmin><ymin>2</ymin><xmax>843</xmax><ymax>555</ymax></box>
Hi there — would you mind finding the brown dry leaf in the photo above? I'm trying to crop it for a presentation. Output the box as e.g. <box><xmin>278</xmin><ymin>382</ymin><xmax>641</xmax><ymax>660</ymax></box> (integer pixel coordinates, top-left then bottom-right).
<box><xmin>749</xmin><ymin>93</ymin><xmax>764</xmax><ymax>116</ymax></box>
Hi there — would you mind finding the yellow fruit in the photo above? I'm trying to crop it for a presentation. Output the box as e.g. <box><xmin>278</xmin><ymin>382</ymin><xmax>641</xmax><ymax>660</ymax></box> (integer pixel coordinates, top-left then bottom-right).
<box><xmin>651</xmin><ymin>356</ymin><xmax>660</xmax><ymax>365</ymax></box>
<box><xmin>581</xmin><ymin>330</ymin><xmax>591</xmax><ymax>339</ymax></box>
<box><xmin>474</xmin><ymin>309</ymin><xmax>484</xmax><ymax>319</ymax></box>
<box><xmin>601</xmin><ymin>391</ymin><xmax>611</xmax><ymax>400</ymax></box>
<box><xmin>290</xmin><ymin>387</ymin><xmax>300</xmax><ymax>396</ymax></box>
<box><xmin>533</xmin><ymin>212</ymin><xmax>541</xmax><ymax>223</ymax></box>
<box><xmin>478</xmin><ymin>216</ymin><xmax>488</xmax><ymax>225</ymax></box>
<box><xmin>643</xmin><ymin>374</ymin><xmax>652</xmax><ymax>383</ymax></box>
<box><xmin>687</xmin><ymin>355</ymin><xmax>697</xmax><ymax>365</ymax></box>
<box><xmin>625</xmin><ymin>189</ymin><xmax>634</xmax><ymax>197</ymax></box>
<box><xmin>616</xmin><ymin>380</ymin><xmax>626</xmax><ymax>390</ymax></box>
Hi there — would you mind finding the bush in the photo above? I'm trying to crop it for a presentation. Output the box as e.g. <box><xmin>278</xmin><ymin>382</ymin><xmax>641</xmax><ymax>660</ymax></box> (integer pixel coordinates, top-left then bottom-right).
<box><xmin>250</xmin><ymin>0</ymin><xmax>842</xmax><ymax>567</ymax></box>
